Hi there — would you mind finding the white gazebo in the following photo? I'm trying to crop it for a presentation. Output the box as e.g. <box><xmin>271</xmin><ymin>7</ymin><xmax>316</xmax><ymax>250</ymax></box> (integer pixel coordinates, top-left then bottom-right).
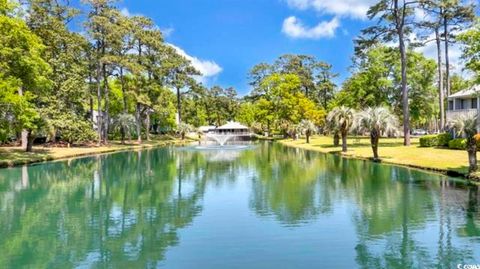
<box><xmin>214</xmin><ymin>121</ymin><xmax>250</xmax><ymax>135</ymax></box>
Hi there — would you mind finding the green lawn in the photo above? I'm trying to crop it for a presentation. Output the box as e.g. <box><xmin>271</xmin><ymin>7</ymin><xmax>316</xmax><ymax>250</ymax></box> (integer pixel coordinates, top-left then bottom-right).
<box><xmin>0</xmin><ymin>136</ymin><xmax>190</xmax><ymax>168</ymax></box>
<box><xmin>279</xmin><ymin>136</ymin><xmax>471</xmax><ymax>176</ymax></box>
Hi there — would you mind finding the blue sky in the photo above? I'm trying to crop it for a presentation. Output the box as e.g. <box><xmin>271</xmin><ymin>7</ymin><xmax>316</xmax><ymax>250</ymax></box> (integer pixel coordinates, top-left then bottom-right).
<box><xmin>72</xmin><ymin>0</ymin><xmax>475</xmax><ymax>95</ymax></box>
<box><xmin>114</xmin><ymin>0</ymin><xmax>378</xmax><ymax>95</ymax></box>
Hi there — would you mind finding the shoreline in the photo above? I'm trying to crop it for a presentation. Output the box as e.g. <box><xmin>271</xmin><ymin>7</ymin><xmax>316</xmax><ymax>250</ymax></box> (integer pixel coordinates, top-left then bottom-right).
<box><xmin>277</xmin><ymin>138</ymin><xmax>479</xmax><ymax>182</ymax></box>
<box><xmin>0</xmin><ymin>139</ymin><xmax>192</xmax><ymax>169</ymax></box>
<box><xmin>2</xmin><ymin>137</ymin><xmax>477</xmax><ymax>182</ymax></box>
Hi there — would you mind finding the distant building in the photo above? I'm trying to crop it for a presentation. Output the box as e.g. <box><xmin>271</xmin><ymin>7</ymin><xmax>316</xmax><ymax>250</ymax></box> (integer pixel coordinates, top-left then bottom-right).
<box><xmin>198</xmin><ymin>125</ymin><xmax>217</xmax><ymax>134</ymax></box>
<box><xmin>447</xmin><ymin>85</ymin><xmax>480</xmax><ymax>124</ymax></box>
<box><xmin>200</xmin><ymin>122</ymin><xmax>253</xmax><ymax>144</ymax></box>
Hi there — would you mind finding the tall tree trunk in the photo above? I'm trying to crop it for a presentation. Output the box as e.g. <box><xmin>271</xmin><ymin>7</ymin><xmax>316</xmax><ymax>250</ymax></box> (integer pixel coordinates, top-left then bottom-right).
<box><xmin>467</xmin><ymin>139</ymin><xmax>477</xmax><ymax>173</ymax></box>
<box><xmin>176</xmin><ymin>86</ymin><xmax>182</xmax><ymax>124</ymax></box>
<box><xmin>323</xmin><ymin>85</ymin><xmax>327</xmax><ymax>108</ymax></box>
<box><xmin>96</xmin><ymin>64</ymin><xmax>103</xmax><ymax>145</ymax></box>
<box><xmin>120</xmin><ymin>67</ymin><xmax>127</xmax><ymax>113</ymax></box>
<box><xmin>306</xmin><ymin>131</ymin><xmax>310</xmax><ymax>144</ymax></box>
<box><xmin>468</xmin><ymin>149</ymin><xmax>477</xmax><ymax>173</ymax></box>
<box><xmin>89</xmin><ymin>96</ymin><xmax>94</xmax><ymax>122</ymax></box>
<box><xmin>21</xmin><ymin>130</ymin><xmax>29</xmax><ymax>151</ymax></box>
<box><xmin>18</xmin><ymin>87</ymin><xmax>29</xmax><ymax>150</ymax></box>
<box><xmin>393</xmin><ymin>0</ymin><xmax>410</xmax><ymax>146</ymax></box>
<box><xmin>119</xmin><ymin>67</ymin><xmax>130</xmax><ymax>143</ymax></box>
<box><xmin>333</xmin><ymin>131</ymin><xmax>340</xmax><ymax>146</ymax></box>
<box><xmin>89</xmin><ymin>76</ymin><xmax>94</xmax><ymax>123</ymax></box>
<box><xmin>341</xmin><ymin>130</ymin><xmax>347</xmax><ymax>152</ymax></box>
<box><xmin>145</xmin><ymin>111</ymin><xmax>151</xmax><ymax>141</ymax></box>
<box><xmin>102</xmin><ymin>64</ymin><xmax>109</xmax><ymax>144</ymax></box>
<box><xmin>136</xmin><ymin>103</ymin><xmax>142</xmax><ymax>143</ymax></box>
<box><xmin>399</xmin><ymin>28</ymin><xmax>410</xmax><ymax>146</ymax></box>
<box><xmin>120</xmin><ymin>129</ymin><xmax>125</xmax><ymax>145</ymax></box>
<box><xmin>371</xmin><ymin>132</ymin><xmax>379</xmax><ymax>161</ymax></box>
<box><xmin>435</xmin><ymin>28</ymin><xmax>445</xmax><ymax>130</ymax></box>
<box><xmin>26</xmin><ymin>130</ymin><xmax>34</xmax><ymax>152</ymax></box>
<box><xmin>443</xmin><ymin>17</ymin><xmax>451</xmax><ymax>97</ymax></box>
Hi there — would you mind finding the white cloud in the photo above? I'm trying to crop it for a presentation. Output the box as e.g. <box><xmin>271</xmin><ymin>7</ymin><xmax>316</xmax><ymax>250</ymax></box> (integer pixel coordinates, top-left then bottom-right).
<box><xmin>282</xmin><ymin>16</ymin><xmax>339</xmax><ymax>39</ymax></box>
<box><xmin>168</xmin><ymin>44</ymin><xmax>222</xmax><ymax>79</ymax></box>
<box><xmin>285</xmin><ymin>0</ymin><xmax>376</xmax><ymax>19</ymax></box>
<box><xmin>378</xmin><ymin>31</ymin><xmax>467</xmax><ymax>77</ymax></box>
<box><xmin>160</xmin><ymin>27</ymin><xmax>175</xmax><ymax>37</ymax></box>
<box><xmin>416</xmin><ymin>39</ymin><xmax>465</xmax><ymax>75</ymax></box>
<box><xmin>413</xmin><ymin>31</ymin><xmax>468</xmax><ymax>77</ymax></box>
<box><xmin>120</xmin><ymin>7</ymin><xmax>134</xmax><ymax>17</ymax></box>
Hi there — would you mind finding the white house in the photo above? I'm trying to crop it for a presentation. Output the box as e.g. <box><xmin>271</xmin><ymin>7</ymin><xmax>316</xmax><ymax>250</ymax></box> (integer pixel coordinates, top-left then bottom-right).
<box><xmin>446</xmin><ymin>85</ymin><xmax>480</xmax><ymax>123</ymax></box>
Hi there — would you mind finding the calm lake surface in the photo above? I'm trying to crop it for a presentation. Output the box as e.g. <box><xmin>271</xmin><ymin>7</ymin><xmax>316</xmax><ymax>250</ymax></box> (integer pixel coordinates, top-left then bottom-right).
<box><xmin>1</xmin><ymin>142</ymin><xmax>479</xmax><ymax>268</ymax></box>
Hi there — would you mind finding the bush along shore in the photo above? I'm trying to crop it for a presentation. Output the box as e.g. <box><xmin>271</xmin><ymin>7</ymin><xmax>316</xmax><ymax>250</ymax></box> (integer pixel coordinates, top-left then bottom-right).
<box><xmin>0</xmin><ymin>136</ymin><xmax>192</xmax><ymax>168</ymax></box>
<box><xmin>279</xmin><ymin>136</ymin><xmax>480</xmax><ymax>182</ymax></box>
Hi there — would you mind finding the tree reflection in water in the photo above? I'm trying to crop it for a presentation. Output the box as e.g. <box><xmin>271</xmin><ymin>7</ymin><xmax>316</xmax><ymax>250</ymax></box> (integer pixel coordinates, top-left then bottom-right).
<box><xmin>248</xmin><ymin>144</ymin><xmax>480</xmax><ymax>268</ymax></box>
<box><xmin>0</xmin><ymin>143</ymin><xmax>478</xmax><ymax>268</ymax></box>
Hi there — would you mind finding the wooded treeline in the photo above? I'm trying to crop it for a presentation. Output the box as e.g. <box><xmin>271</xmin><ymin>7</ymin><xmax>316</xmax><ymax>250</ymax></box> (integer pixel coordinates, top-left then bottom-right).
<box><xmin>0</xmin><ymin>0</ymin><xmax>479</xmax><ymax>151</ymax></box>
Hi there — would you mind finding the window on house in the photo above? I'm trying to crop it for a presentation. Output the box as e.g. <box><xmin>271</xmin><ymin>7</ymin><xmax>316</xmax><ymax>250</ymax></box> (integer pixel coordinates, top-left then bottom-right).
<box><xmin>455</xmin><ymin>99</ymin><xmax>464</xmax><ymax>109</ymax></box>
<box><xmin>461</xmin><ymin>99</ymin><xmax>465</xmax><ymax>109</ymax></box>
<box><xmin>449</xmin><ymin>100</ymin><xmax>454</xmax><ymax>110</ymax></box>
<box><xmin>472</xmin><ymin>98</ymin><xmax>478</xmax><ymax>109</ymax></box>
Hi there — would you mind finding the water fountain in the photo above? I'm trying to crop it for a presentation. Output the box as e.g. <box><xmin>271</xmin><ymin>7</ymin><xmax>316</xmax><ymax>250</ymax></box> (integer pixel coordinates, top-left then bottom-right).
<box><xmin>205</xmin><ymin>133</ymin><xmax>234</xmax><ymax>146</ymax></box>
<box><xmin>194</xmin><ymin>121</ymin><xmax>254</xmax><ymax>150</ymax></box>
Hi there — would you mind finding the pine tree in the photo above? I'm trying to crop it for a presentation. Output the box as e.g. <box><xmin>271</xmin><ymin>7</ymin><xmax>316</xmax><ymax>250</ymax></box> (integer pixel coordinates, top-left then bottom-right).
<box><xmin>356</xmin><ymin>0</ymin><xmax>417</xmax><ymax>146</ymax></box>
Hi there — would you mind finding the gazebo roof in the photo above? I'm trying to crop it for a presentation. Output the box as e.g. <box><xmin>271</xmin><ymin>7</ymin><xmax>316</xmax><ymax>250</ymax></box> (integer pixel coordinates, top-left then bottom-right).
<box><xmin>216</xmin><ymin>121</ymin><xmax>249</xmax><ymax>130</ymax></box>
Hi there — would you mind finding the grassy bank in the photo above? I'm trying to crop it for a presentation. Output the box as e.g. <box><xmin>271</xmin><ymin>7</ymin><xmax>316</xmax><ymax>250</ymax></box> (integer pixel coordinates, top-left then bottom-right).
<box><xmin>279</xmin><ymin>136</ymin><xmax>472</xmax><ymax>177</ymax></box>
<box><xmin>0</xmin><ymin>136</ymin><xmax>191</xmax><ymax>168</ymax></box>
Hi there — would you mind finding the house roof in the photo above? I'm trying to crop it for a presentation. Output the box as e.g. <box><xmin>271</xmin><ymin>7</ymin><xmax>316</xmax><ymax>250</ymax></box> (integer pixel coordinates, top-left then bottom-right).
<box><xmin>216</xmin><ymin>121</ymin><xmax>249</xmax><ymax>130</ymax></box>
<box><xmin>198</xmin><ymin>125</ymin><xmax>216</xmax><ymax>132</ymax></box>
<box><xmin>449</xmin><ymin>85</ymin><xmax>480</xmax><ymax>99</ymax></box>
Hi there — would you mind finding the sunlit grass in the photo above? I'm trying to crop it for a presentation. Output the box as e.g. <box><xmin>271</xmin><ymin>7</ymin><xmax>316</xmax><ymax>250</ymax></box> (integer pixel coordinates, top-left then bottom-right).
<box><xmin>280</xmin><ymin>136</ymin><xmax>470</xmax><ymax>175</ymax></box>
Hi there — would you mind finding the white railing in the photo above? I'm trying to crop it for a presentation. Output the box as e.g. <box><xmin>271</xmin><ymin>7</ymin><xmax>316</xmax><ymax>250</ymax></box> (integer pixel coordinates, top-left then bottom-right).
<box><xmin>446</xmin><ymin>109</ymin><xmax>478</xmax><ymax>121</ymax></box>
<box><xmin>212</xmin><ymin>131</ymin><xmax>252</xmax><ymax>135</ymax></box>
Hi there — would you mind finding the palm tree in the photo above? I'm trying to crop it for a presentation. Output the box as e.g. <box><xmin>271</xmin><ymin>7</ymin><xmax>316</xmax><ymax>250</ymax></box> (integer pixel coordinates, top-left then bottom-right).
<box><xmin>298</xmin><ymin>119</ymin><xmax>316</xmax><ymax>144</ymax></box>
<box><xmin>352</xmin><ymin>107</ymin><xmax>398</xmax><ymax>161</ymax></box>
<box><xmin>177</xmin><ymin>123</ymin><xmax>193</xmax><ymax>140</ymax></box>
<box><xmin>111</xmin><ymin>113</ymin><xmax>136</xmax><ymax>144</ymax></box>
<box><xmin>279</xmin><ymin>119</ymin><xmax>293</xmax><ymax>138</ymax></box>
<box><xmin>327</xmin><ymin>106</ymin><xmax>355</xmax><ymax>152</ymax></box>
<box><xmin>448</xmin><ymin>114</ymin><xmax>478</xmax><ymax>173</ymax></box>
<box><xmin>288</xmin><ymin>123</ymin><xmax>302</xmax><ymax>140</ymax></box>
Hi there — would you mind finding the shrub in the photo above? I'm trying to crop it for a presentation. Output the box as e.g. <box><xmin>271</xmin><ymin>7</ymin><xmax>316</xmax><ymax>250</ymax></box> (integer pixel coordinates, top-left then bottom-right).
<box><xmin>0</xmin><ymin>128</ymin><xmax>7</xmax><ymax>144</ymax></box>
<box><xmin>448</xmin><ymin>138</ymin><xmax>467</xmax><ymax>150</ymax></box>
<box><xmin>58</xmin><ymin>119</ymin><xmax>97</xmax><ymax>145</ymax></box>
<box><xmin>437</xmin><ymin>133</ymin><xmax>452</xmax><ymax>147</ymax></box>
<box><xmin>419</xmin><ymin>135</ymin><xmax>438</xmax><ymax>147</ymax></box>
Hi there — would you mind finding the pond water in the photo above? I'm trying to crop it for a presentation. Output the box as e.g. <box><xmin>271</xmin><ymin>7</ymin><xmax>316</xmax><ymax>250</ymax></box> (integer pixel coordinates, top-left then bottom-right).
<box><xmin>0</xmin><ymin>142</ymin><xmax>479</xmax><ymax>268</ymax></box>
